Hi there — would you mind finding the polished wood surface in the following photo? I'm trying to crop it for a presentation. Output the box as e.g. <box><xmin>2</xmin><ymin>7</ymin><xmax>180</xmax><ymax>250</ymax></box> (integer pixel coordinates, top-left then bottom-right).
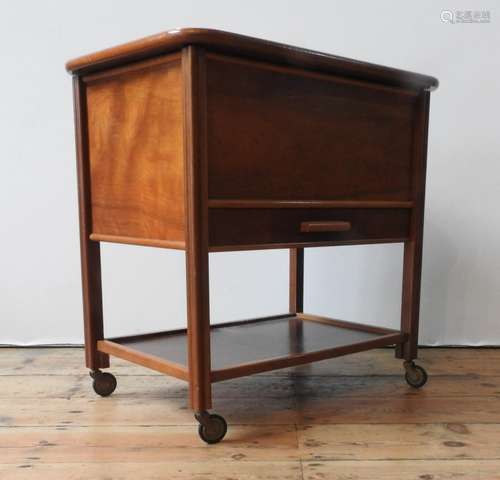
<box><xmin>300</xmin><ymin>220</ymin><xmax>352</xmax><ymax>232</ymax></box>
<box><xmin>2</xmin><ymin>347</ymin><xmax>500</xmax><ymax>479</ymax></box>
<box><xmin>182</xmin><ymin>46</ymin><xmax>212</xmax><ymax>411</ymax></box>
<box><xmin>72</xmin><ymin>76</ymin><xmax>109</xmax><ymax>371</ymax></box>
<box><xmin>206</xmin><ymin>53</ymin><xmax>416</xmax><ymax>202</ymax></box>
<box><xmin>399</xmin><ymin>91</ymin><xmax>430</xmax><ymax>361</ymax></box>
<box><xmin>69</xmin><ymin>30</ymin><xmax>437</xmax><ymax>431</ymax></box>
<box><xmin>97</xmin><ymin>339</ymin><xmax>188</xmax><ymax>380</ymax></box>
<box><xmin>209</xmin><ymin>207</ymin><xmax>410</xmax><ymax>250</ymax></box>
<box><xmin>208</xmin><ymin>199</ymin><xmax>414</xmax><ymax>208</ymax></box>
<box><xmin>98</xmin><ymin>315</ymin><xmax>403</xmax><ymax>383</ymax></box>
<box><xmin>88</xmin><ymin>233</ymin><xmax>185</xmax><ymax>250</ymax></box>
<box><xmin>84</xmin><ymin>53</ymin><xmax>185</xmax><ymax>246</ymax></box>
<box><xmin>66</xmin><ymin>28</ymin><xmax>438</xmax><ymax>92</ymax></box>
<box><xmin>289</xmin><ymin>248</ymin><xmax>304</xmax><ymax>313</ymax></box>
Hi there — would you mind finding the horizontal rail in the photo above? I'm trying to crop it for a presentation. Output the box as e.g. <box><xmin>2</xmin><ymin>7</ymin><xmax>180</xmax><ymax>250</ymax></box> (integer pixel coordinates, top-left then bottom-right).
<box><xmin>298</xmin><ymin>313</ymin><xmax>401</xmax><ymax>336</ymax></box>
<box><xmin>211</xmin><ymin>332</ymin><xmax>405</xmax><ymax>382</ymax></box>
<box><xmin>90</xmin><ymin>233</ymin><xmax>185</xmax><ymax>250</ymax></box>
<box><xmin>208</xmin><ymin>199</ymin><xmax>414</xmax><ymax>209</ymax></box>
<box><xmin>97</xmin><ymin>340</ymin><xmax>189</xmax><ymax>380</ymax></box>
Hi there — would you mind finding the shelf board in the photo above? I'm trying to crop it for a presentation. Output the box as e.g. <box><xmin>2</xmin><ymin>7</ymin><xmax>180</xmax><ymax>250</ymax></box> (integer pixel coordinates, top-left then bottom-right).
<box><xmin>98</xmin><ymin>314</ymin><xmax>405</xmax><ymax>382</ymax></box>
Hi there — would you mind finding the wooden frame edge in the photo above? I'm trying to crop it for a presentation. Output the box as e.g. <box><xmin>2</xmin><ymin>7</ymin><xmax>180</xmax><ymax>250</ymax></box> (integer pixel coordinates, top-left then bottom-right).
<box><xmin>97</xmin><ymin>340</ymin><xmax>189</xmax><ymax>380</ymax></box>
<box><xmin>106</xmin><ymin>313</ymin><xmax>293</xmax><ymax>344</ymax></box>
<box><xmin>208</xmin><ymin>199</ymin><xmax>414</xmax><ymax>209</ymax></box>
<box><xmin>209</xmin><ymin>238</ymin><xmax>408</xmax><ymax>252</ymax></box>
<box><xmin>211</xmin><ymin>332</ymin><xmax>405</xmax><ymax>382</ymax></box>
<box><xmin>298</xmin><ymin>312</ymin><xmax>401</xmax><ymax>336</ymax></box>
<box><xmin>89</xmin><ymin>233</ymin><xmax>186</xmax><ymax>250</ymax></box>
<box><xmin>205</xmin><ymin>52</ymin><xmax>420</xmax><ymax>98</ymax></box>
<box><xmin>82</xmin><ymin>52</ymin><xmax>182</xmax><ymax>84</ymax></box>
<box><xmin>183</xmin><ymin>45</ymin><xmax>212</xmax><ymax>410</ymax></box>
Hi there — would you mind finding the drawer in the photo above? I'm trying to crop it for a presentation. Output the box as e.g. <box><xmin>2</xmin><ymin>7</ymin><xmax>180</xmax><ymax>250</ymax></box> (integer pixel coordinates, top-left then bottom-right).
<box><xmin>208</xmin><ymin>208</ymin><xmax>411</xmax><ymax>250</ymax></box>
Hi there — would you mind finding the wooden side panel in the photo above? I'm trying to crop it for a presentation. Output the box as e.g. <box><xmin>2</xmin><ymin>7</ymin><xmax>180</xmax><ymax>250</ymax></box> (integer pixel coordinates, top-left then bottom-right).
<box><xmin>84</xmin><ymin>54</ymin><xmax>185</xmax><ymax>246</ymax></box>
<box><xmin>206</xmin><ymin>53</ymin><xmax>417</xmax><ymax>201</ymax></box>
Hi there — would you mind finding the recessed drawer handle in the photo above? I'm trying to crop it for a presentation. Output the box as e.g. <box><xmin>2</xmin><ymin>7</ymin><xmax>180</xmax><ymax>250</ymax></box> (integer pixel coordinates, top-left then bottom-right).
<box><xmin>300</xmin><ymin>221</ymin><xmax>352</xmax><ymax>233</ymax></box>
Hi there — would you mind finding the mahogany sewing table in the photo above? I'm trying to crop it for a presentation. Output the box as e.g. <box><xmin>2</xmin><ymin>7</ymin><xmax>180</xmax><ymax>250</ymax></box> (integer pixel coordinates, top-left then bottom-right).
<box><xmin>66</xmin><ymin>28</ymin><xmax>438</xmax><ymax>443</ymax></box>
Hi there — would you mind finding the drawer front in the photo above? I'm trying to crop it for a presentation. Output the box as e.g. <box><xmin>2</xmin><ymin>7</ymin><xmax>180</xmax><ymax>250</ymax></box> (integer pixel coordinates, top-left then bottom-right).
<box><xmin>206</xmin><ymin>53</ymin><xmax>417</xmax><ymax>202</ymax></box>
<box><xmin>208</xmin><ymin>208</ymin><xmax>411</xmax><ymax>250</ymax></box>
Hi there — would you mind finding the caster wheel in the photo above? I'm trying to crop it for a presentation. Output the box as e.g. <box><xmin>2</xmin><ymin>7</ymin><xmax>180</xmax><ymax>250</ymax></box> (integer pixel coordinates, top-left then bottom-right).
<box><xmin>404</xmin><ymin>362</ymin><xmax>428</xmax><ymax>389</ymax></box>
<box><xmin>196</xmin><ymin>413</ymin><xmax>227</xmax><ymax>444</ymax></box>
<box><xmin>91</xmin><ymin>371</ymin><xmax>117</xmax><ymax>397</ymax></box>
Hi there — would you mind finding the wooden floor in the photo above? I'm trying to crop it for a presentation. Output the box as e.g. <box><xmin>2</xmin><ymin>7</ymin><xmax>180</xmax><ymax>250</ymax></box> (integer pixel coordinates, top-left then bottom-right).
<box><xmin>1</xmin><ymin>348</ymin><xmax>500</xmax><ymax>479</ymax></box>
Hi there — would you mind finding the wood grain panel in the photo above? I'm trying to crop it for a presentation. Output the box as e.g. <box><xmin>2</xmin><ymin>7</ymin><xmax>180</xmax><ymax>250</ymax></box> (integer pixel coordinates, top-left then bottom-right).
<box><xmin>206</xmin><ymin>53</ymin><xmax>417</xmax><ymax>201</ymax></box>
<box><xmin>84</xmin><ymin>53</ymin><xmax>185</xmax><ymax>246</ymax></box>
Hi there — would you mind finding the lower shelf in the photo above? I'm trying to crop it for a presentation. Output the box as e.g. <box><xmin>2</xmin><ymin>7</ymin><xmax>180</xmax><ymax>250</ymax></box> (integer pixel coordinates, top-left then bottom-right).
<box><xmin>97</xmin><ymin>313</ymin><xmax>406</xmax><ymax>382</ymax></box>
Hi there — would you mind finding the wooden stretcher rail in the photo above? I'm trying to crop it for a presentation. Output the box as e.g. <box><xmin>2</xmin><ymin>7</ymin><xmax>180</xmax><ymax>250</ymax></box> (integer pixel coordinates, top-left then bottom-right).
<box><xmin>97</xmin><ymin>339</ymin><xmax>189</xmax><ymax>380</ymax></box>
<box><xmin>210</xmin><ymin>331</ymin><xmax>406</xmax><ymax>382</ymax></box>
<box><xmin>89</xmin><ymin>233</ymin><xmax>186</xmax><ymax>250</ymax></box>
<box><xmin>97</xmin><ymin>313</ymin><xmax>406</xmax><ymax>384</ymax></box>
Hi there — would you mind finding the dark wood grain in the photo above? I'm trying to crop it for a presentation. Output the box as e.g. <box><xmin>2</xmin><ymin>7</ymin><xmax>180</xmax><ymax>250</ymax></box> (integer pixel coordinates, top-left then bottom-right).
<box><xmin>208</xmin><ymin>199</ymin><xmax>414</xmax><ymax>209</ymax></box>
<box><xmin>209</xmin><ymin>208</ymin><xmax>410</xmax><ymax>250</ymax></box>
<box><xmin>206</xmin><ymin>53</ymin><xmax>416</xmax><ymax>202</ymax></box>
<box><xmin>300</xmin><ymin>221</ymin><xmax>352</xmax><ymax>233</ymax></box>
<box><xmin>289</xmin><ymin>248</ymin><xmax>304</xmax><ymax>314</ymax></box>
<box><xmin>289</xmin><ymin>248</ymin><xmax>305</xmax><ymax>349</ymax></box>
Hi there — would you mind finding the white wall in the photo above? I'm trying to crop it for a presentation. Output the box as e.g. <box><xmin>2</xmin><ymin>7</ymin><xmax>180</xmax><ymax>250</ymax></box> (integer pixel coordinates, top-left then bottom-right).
<box><xmin>1</xmin><ymin>0</ymin><xmax>499</xmax><ymax>345</ymax></box>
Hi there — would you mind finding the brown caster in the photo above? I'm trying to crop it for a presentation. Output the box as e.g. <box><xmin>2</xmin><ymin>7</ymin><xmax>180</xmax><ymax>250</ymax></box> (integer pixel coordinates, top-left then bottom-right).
<box><xmin>404</xmin><ymin>361</ymin><xmax>428</xmax><ymax>388</ymax></box>
<box><xmin>195</xmin><ymin>411</ymin><xmax>227</xmax><ymax>444</ymax></box>
<box><xmin>90</xmin><ymin>370</ymin><xmax>117</xmax><ymax>397</ymax></box>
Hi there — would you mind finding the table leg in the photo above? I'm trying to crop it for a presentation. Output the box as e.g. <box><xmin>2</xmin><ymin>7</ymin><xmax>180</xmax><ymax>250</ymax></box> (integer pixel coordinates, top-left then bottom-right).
<box><xmin>73</xmin><ymin>75</ymin><xmax>108</xmax><ymax>371</ymax></box>
<box><xmin>79</xmin><ymin>241</ymin><xmax>109</xmax><ymax>370</ymax></box>
<box><xmin>398</xmin><ymin>91</ymin><xmax>430</xmax><ymax>363</ymax></box>
<box><xmin>183</xmin><ymin>45</ymin><xmax>213</xmax><ymax>413</ymax></box>
<box><xmin>399</xmin><ymin>239</ymin><xmax>424</xmax><ymax>361</ymax></box>
<box><xmin>289</xmin><ymin>248</ymin><xmax>304</xmax><ymax>314</ymax></box>
<box><xmin>289</xmin><ymin>248</ymin><xmax>304</xmax><ymax>354</ymax></box>
<box><xmin>185</xmin><ymin>246</ymin><xmax>212</xmax><ymax>411</ymax></box>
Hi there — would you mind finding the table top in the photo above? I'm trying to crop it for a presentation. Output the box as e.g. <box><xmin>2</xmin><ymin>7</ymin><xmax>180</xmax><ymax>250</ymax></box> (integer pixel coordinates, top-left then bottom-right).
<box><xmin>66</xmin><ymin>28</ymin><xmax>438</xmax><ymax>91</ymax></box>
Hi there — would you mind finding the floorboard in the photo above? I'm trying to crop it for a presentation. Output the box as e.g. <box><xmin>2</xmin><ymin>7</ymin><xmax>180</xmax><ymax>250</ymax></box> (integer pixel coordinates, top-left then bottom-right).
<box><xmin>1</xmin><ymin>347</ymin><xmax>499</xmax><ymax>479</ymax></box>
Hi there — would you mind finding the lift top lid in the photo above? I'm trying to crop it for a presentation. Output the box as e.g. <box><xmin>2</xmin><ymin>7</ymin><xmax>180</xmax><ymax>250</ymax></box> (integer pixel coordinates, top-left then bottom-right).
<box><xmin>66</xmin><ymin>28</ymin><xmax>438</xmax><ymax>91</ymax></box>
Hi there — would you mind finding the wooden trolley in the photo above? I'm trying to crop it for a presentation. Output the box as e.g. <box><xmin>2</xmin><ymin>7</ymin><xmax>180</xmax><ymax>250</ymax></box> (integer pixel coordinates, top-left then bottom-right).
<box><xmin>66</xmin><ymin>28</ymin><xmax>438</xmax><ymax>443</ymax></box>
